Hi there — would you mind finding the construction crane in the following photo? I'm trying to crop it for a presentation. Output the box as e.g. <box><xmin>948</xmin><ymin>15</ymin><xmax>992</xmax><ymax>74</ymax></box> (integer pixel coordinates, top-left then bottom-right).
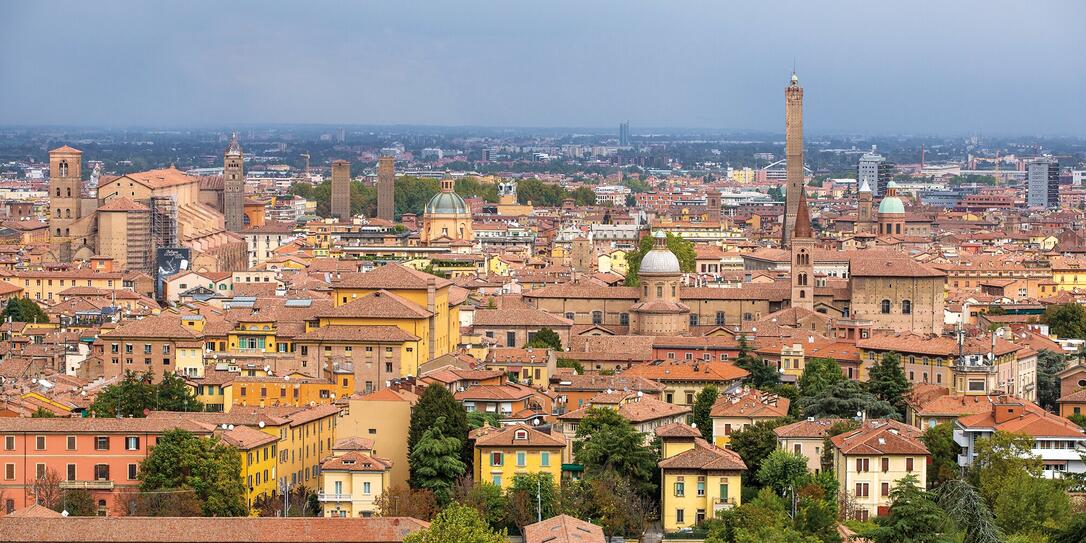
<box><xmin>300</xmin><ymin>152</ymin><xmax>311</xmax><ymax>174</ymax></box>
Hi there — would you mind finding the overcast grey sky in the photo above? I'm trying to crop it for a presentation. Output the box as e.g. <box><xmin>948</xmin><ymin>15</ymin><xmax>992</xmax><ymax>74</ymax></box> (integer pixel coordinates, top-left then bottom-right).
<box><xmin>1</xmin><ymin>0</ymin><xmax>1083</xmax><ymax>135</ymax></box>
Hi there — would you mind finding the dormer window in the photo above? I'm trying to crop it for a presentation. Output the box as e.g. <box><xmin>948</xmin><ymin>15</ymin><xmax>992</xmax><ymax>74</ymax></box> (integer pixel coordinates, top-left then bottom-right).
<box><xmin>514</xmin><ymin>429</ymin><xmax>528</xmax><ymax>440</ymax></box>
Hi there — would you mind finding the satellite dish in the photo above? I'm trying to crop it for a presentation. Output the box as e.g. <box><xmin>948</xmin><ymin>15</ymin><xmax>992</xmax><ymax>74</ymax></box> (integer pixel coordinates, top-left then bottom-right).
<box><xmin>258</xmin><ymin>421</ymin><xmax>265</xmax><ymax>428</ymax></box>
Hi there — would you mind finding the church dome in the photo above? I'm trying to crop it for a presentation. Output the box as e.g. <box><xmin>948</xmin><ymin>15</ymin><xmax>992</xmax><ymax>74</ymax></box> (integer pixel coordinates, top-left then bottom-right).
<box><xmin>879</xmin><ymin>196</ymin><xmax>904</xmax><ymax>215</ymax></box>
<box><xmin>425</xmin><ymin>189</ymin><xmax>468</xmax><ymax>215</ymax></box>
<box><xmin>640</xmin><ymin>233</ymin><xmax>681</xmax><ymax>275</ymax></box>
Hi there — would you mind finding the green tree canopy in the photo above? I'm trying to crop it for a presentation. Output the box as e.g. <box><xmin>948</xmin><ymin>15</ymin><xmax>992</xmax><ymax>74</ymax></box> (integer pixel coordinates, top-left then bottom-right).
<box><xmin>863</xmin><ymin>474</ymin><xmax>951</xmax><ymax>543</ymax></box>
<box><xmin>921</xmin><ymin>423</ymin><xmax>960</xmax><ymax>488</ymax></box>
<box><xmin>1036</xmin><ymin>349</ymin><xmax>1068</xmax><ymax>411</ymax></box>
<box><xmin>526</xmin><ymin>327</ymin><xmax>563</xmax><ymax>351</ymax></box>
<box><xmin>865</xmin><ymin>352</ymin><xmax>910</xmax><ymax>419</ymax></box>
<box><xmin>801</xmin><ymin>380</ymin><xmax>894</xmax><ymax>420</ymax></box>
<box><xmin>728</xmin><ymin>418</ymin><xmax>789</xmax><ymax>484</ymax></box>
<box><xmin>560</xmin><ymin>468</ymin><xmax>655</xmax><ymax>539</ymax></box>
<box><xmin>736</xmin><ymin>336</ymin><xmax>780</xmax><ymax>389</ymax></box>
<box><xmin>691</xmin><ymin>385</ymin><xmax>719</xmax><ymax>442</ymax></box>
<box><xmin>556</xmin><ymin>358</ymin><xmax>584</xmax><ymax>374</ymax></box>
<box><xmin>991</xmin><ymin>471</ymin><xmax>1071</xmax><ymax>538</ymax></box>
<box><xmin>403</xmin><ymin>502</ymin><xmax>506</xmax><ymax>543</ymax></box>
<box><xmin>1043</xmin><ymin>303</ymin><xmax>1086</xmax><ymax>339</ymax></box>
<box><xmin>3</xmin><ymin>297</ymin><xmax>48</xmax><ymax>323</ymax></box>
<box><xmin>89</xmin><ymin>371</ymin><xmax>203</xmax><ymax>417</ymax></box>
<box><xmin>138</xmin><ymin>429</ymin><xmax>247</xmax><ymax>517</ymax></box>
<box><xmin>798</xmin><ymin>358</ymin><xmax>844</xmax><ymax>399</ymax></box>
<box><xmin>705</xmin><ymin>488</ymin><xmax>821</xmax><ymax>543</ymax></box>
<box><xmin>971</xmin><ymin>431</ymin><xmax>1042</xmax><ymax>504</ymax></box>
<box><xmin>623</xmin><ymin>232</ymin><xmax>695</xmax><ymax>286</ymax></box>
<box><xmin>408</xmin><ymin>385</ymin><xmax>470</xmax><ymax>485</ymax></box>
<box><xmin>757</xmin><ymin>450</ymin><xmax>810</xmax><ymax>496</ymax></box>
<box><xmin>409</xmin><ymin>416</ymin><xmax>466</xmax><ymax>505</ymax></box>
<box><xmin>573</xmin><ymin>407</ymin><xmax>658</xmax><ymax>496</ymax></box>
<box><xmin>456</xmin><ymin>482</ymin><xmax>507</xmax><ymax>531</ymax></box>
<box><xmin>506</xmin><ymin>473</ymin><xmax>560</xmax><ymax>533</ymax></box>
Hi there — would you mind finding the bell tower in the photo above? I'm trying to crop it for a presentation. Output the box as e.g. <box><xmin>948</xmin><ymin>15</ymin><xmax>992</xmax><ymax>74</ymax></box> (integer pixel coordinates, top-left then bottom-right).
<box><xmin>223</xmin><ymin>133</ymin><xmax>245</xmax><ymax>232</ymax></box>
<box><xmin>790</xmin><ymin>188</ymin><xmax>814</xmax><ymax>311</ymax></box>
<box><xmin>49</xmin><ymin>145</ymin><xmax>84</xmax><ymax>242</ymax></box>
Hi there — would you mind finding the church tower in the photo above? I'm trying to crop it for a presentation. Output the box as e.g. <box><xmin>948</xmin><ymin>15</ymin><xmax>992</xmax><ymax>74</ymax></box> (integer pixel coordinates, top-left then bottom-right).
<box><xmin>223</xmin><ymin>134</ymin><xmax>245</xmax><ymax>232</ymax></box>
<box><xmin>706</xmin><ymin>188</ymin><xmax>722</xmax><ymax>224</ymax></box>
<box><xmin>782</xmin><ymin>72</ymin><xmax>805</xmax><ymax>248</ymax></box>
<box><xmin>857</xmin><ymin>179</ymin><xmax>873</xmax><ymax>233</ymax></box>
<box><xmin>48</xmin><ymin>145</ymin><xmax>83</xmax><ymax>240</ymax></box>
<box><xmin>790</xmin><ymin>188</ymin><xmax>814</xmax><ymax>311</ymax></box>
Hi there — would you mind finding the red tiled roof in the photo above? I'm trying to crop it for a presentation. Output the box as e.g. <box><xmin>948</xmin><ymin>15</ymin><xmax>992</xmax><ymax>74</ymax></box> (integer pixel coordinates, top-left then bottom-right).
<box><xmin>0</xmin><ymin>517</ymin><xmax>427</xmax><ymax>542</ymax></box>
<box><xmin>830</xmin><ymin>419</ymin><xmax>928</xmax><ymax>456</ymax></box>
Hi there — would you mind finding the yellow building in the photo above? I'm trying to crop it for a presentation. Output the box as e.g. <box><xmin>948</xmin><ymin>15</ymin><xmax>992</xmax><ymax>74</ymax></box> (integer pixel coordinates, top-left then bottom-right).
<box><xmin>219</xmin><ymin>425</ymin><xmax>279</xmax><ymax>513</ymax></box>
<box><xmin>1</xmin><ymin>270</ymin><xmax>130</xmax><ymax>303</ymax></box>
<box><xmin>709</xmin><ymin>388</ymin><xmax>790</xmax><ymax>446</ymax></box>
<box><xmin>1051</xmin><ymin>257</ymin><xmax>1086</xmax><ymax>292</ymax></box>
<box><xmin>223</xmin><ymin>373</ymin><xmax>353</xmax><ymax>411</ymax></box>
<box><xmin>317</xmin><ymin>439</ymin><xmax>393</xmax><ymax>518</ymax></box>
<box><xmin>325</xmin><ymin>263</ymin><xmax>462</xmax><ymax>376</ymax></box>
<box><xmin>336</xmin><ymin>388</ymin><xmax>416</xmax><ymax>485</ymax></box>
<box><xmin>656</xmin><ymin>423</ymin><xmax>745</xmax><ymax>532</ymax></box>
<box><xmin>471</xmin><ymin>423</ymin><xmax>567</xmax><ymax>489</ymax></box>
<box><xmin>831</xmin><ymin>419</ymin><xmax>929</xmax><ymax>520</ymax></box>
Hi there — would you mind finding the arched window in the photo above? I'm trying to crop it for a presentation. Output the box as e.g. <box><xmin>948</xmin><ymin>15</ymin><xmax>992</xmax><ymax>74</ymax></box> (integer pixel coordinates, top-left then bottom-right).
<box><xmin>55</xmin><ymin>188</ymin><xmax>60</xmax><ymax>197</ymax></box>
<box><xmin>799</xmin><ymin>290</ymin><xmax>806</xmax><ymax>298</ymax></box>
<box><xmin>65</xmin><ymin>209</ymin><xmax>71</xmax><ymax>218</ymax></box>
<box><xmin>58</xmin><ymin>160</ymin><xmax>68</xmax><ymax>177</ymax></box>
<box><xmin>902</xmin><ymin>300</ymin><xmax>912</xmax><ymax>315</ymax></box>
<box><xmin>66</xmin><ymin>187</ymin><xmax>71</xmax><ymax>197</ymax></box>
<box><xmin>56</xmin><ymin>228</ymin><xmax>61</xmax><ymax>236</ymax></box>
<box><xmin>880</xmin><ymin>299</ymin><xmax>891</xmax><ymax>314</ymax></box>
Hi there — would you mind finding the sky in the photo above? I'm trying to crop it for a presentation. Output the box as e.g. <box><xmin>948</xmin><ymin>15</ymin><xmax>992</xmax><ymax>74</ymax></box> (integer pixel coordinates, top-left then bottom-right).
<box><xmin>1</xmin><ymin>0</ymin><xmax>1084</xmax><ymax>135</ymax></box>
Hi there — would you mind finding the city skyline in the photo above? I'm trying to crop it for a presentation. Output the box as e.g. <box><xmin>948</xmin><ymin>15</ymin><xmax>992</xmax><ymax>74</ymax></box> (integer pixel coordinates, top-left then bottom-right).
<box><xmin>1</xmin><ymin>0</ymin><xmax>1084</xmax><ymax>135</ymax></box>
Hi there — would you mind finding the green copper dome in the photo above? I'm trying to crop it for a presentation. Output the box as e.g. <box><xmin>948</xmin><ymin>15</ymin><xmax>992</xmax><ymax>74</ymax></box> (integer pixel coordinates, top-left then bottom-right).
<box><xmin>879</xmin><ymin>196</ymin><xmax>904</xmax><ymax>214</ymax></box>
<box><xmin>425</xmin><ymin>190</ymin><xmax>469</xmax><ymax>215</ymax></box>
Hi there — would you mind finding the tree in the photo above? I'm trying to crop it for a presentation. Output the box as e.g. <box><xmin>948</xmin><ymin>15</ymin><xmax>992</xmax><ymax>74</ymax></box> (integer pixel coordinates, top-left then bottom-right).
<box><xmin>757</xmin><ymin>450</ymin><xmax>810</xmax><ymax>496</ymax></box>
<box><xmin>820</xmin><ymin>420</ymin><xmax>859</xmax><ymax>473</ymax></box>
<box><xmin>138</xmin><ymin>429</ymin><xmax>247</xmax><ymax>517</ymax></box>
<box><xmin>58</xmin><ymin>489</ymin><xmax>96</xmax><ymax>516</ymax></box>
<box><xmin>623</xmin><ymin>232</ymin><xmax>695</xmax><ymax>286</ymax></box>
<box><xmin>374</xmin><ymin>485</ymin><xmax>438</xmax><ymax>521</ymax></box>
<box><xmin>31</xmin><ymin>407</ymin><xmax>56</xmax><ymax>418</ymax></box>
<box><xmin>253</xmin><ymin>484</ymin><xmax>320</xmax><ymax>517</ymax></box>
<box><xmin>921</xmin><ymin>423</ymin><xmax>960</xmax><ymax>488</ymax></box>
<box><xmin>466</xmin><ymin>411</ymin><xmax>500</xmax><ymax>430</ymax></box>
<box><xmin>506</xmin><ymin>473</ymin><xmax>560</xmax><ymax>533</ymax></box>
<box><xmin>728</xmin><ymin>419</ymin><xmax>788</xmax><ymax>484</ymax></box>
<box><xmin>3</xmin><ymin>297</ymin><xmax>48</xmax><ymax>323</ymax></box>
<box><xmin>561</xmin><ymin>469</ymin><xmax>655</xmax><ymax>540</ymax></box>
<box><xmin>89</xmin><ymin>370</ymin><xmax>203</xmax><ymax>418</ymax></box>
<box><xmin>991</xmin><ymin>471</ymin><xmax>1071</xmax><ymax>538</ymax></box>
<box><xmin>1043</xmin><ymin>303</ymin><xmax>1086</xmax><ymax>339</ymax></box>
<box><xmin>1051</xmin><ymin>513</ymin><xmax>1086</xmax><ymax>543</ymax></box>
<box><xmin>798</xmin><ymin>358</ymin><xmax>844</xmax><ymax>399</ymax></box>
<box><xmin>1036</xmin><ymin>349</ymin><xmax>1068</xmax><ymax>411</ymax></box>
<box><xmin>970</xmin><ymin>431</ymin><xmax>1041</xmax><ymax>504</ymax></box>
<box><xmin>933</xmin><ymin>478</ymin><xmax>1001</xmax><ymax>543</ymax></box>
<box><xmin>866</xmin><ymin>352</ymin><xmax>910</xmax><ymax>419</ymax></box>
<box><xmin>526</xmin><ymin>327</ymin><xmax>562</xmax><ymax>351</ymax></box>
<box><xmin>691</xmin><ymin>385</ymin><xmax>719</xmax><ymax>442</ymax></box>
<box><xmin>573</xmin><ymin>407</ymin><xmax>658</xmax><ymax>496</ymax></box>
<box><xmin>801</xmin><ymin>380</ymin><xmax>895</xmax><ymax>420</ymax></box>
<box><xmin>736</xmin><ymin>336</ymin><xmax>779</xmax><ymax>389</ymax></box>
<box><xmin>1068</xmin><ymin>412</ymin><xmax>1086</xmax><ymax>429</ymax></box>
<box><xmin>408</xmin><ymin>385</ymin><xmax>470</xmax><ymax>485</ymax></box>
<box><xmin>409</xmin><ymin>416</ymin><xmax>467</xmax><ymax>505</ymax></box>
<box><xmin>863</xmin><ymin>474</ymin><xmax>950</xmax><ymax>543</ymax></box>
<box><xmin>556</xmin><ymin>358</ymin><xmax>584</xmax><ymax>374</ymax></box>
<box><xmin>704</xmin><ymin>488</ymin><xmax>820</xmax><ymax>543</ymax></box>
<box><xmin>403</xmin><ymin>502</ymin><xmax>506</xmax><ymax>543</ymax></box>
<box><xmin>456</xmin><ymin>482</ymin><xmax>506</xmax><ymax>530</ymax></box>
<box><xmin>31</xmin><ymin>468</ymin><xmax>63</xmax><ymax>511</ymax></box>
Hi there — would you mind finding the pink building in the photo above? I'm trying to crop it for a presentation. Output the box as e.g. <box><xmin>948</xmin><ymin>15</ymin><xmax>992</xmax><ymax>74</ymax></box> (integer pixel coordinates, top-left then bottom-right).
<box><xmin>0</xmin><ymin>417</ymin><xmax>211</xmax><ymax>515</ymax></box>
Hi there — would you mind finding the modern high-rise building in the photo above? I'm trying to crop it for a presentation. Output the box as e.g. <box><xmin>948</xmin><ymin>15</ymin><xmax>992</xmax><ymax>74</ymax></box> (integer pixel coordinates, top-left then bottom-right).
<box><xmin>858</xmin><ymin>146</ymin><xmax>893</xmax><ymax>196</ymax></box>
<box><xmin>223</xmin><ymin>134</ymin><xmax>245</xmax><ymax>232</ymax></box>
<box><xmin>619</xmin><ymin>121</ymin><xmax>630</xmax><ymax>146</ymax></box>
<box><xmin>376</xmin><ymin>156</ymin><xmax>395</xmax><ymax>221</ymax></box>
<box><xmin>331</xmin><ymin>160</ymin><xmax>351</xmax><ymax>221</ymax></box>
<box><xmin>782</xmin><ymin>72</ymin><xmax>804</xmax><ymax>248</ymax></box>
<box><xmin>1027</xmin><ymin>157</ymin><xmax>1060</xmax><ymax>209</ymax></box>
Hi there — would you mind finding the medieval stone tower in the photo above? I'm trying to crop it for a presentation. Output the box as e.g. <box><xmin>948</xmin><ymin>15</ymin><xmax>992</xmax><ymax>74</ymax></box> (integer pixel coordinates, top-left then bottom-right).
<box><xmin>782</xmin><ymin>72</ymin><xmax>804</xmax><ymax>248</ymax></box>
<box><xmin>331</xmin><ymin>160</ymin><xmax>351</xmax><ymax>222</ymax></box>
<box><xmin>223</xmin><ymin>134</ymin><xmax>245</xmax><ymax>232</ymax></box>
<box><xmin>376</xmin><ymin>156</ymin><xmax>395</xmax><ymax>222</ymax></box>
<box><xmin>790</xmin><ymin>188</ymin><xmax>815</xmax><ymax>311</ymax></box>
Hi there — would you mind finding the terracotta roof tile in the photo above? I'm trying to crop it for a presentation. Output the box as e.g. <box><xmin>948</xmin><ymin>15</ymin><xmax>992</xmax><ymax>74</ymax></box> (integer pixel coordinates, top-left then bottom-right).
<box><xmin>0</xmin><ymin>517</ymin><xmax>427</xmax><ymax>542</ymax></box>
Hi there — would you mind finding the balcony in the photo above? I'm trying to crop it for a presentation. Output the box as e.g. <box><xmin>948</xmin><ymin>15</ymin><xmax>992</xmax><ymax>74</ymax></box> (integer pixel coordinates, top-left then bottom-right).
<box><xmin>316</xmin><ymin>492</ymin><xmax>352</xmax><ymax>502</ymax></box>
<box><xmin>712</xmin><ymin>498</ymin><xmax>736</xmax><ymax>514</ymax></box>
<box><xmin>60</xmin><ymin>480</ymin><xmax>115</xmax><ymax>490</ymax></box>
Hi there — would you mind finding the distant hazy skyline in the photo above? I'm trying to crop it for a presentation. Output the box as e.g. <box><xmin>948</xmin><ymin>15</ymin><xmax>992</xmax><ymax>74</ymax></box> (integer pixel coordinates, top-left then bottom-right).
<box><xmin>2</xmin><ymin>1</ymin><xmax>1083</xmax><ymax>135</ymax></box>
